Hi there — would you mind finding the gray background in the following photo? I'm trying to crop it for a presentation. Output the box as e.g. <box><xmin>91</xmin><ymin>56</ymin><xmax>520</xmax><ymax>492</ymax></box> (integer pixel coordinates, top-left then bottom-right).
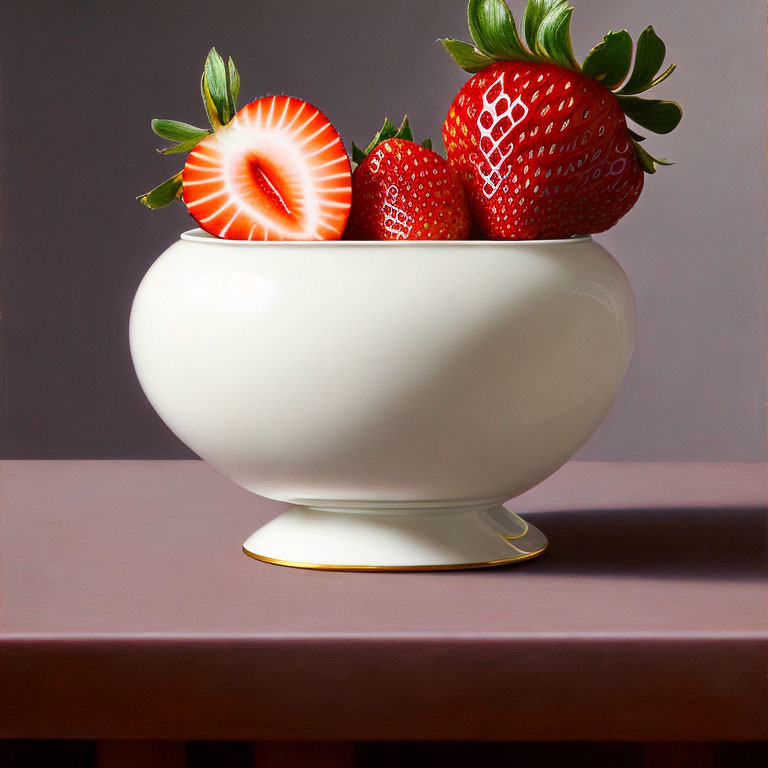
<box><xmin>1</xmin><ymin>0</ymin><xmax>765</xmax><ymax>460</ymax></box>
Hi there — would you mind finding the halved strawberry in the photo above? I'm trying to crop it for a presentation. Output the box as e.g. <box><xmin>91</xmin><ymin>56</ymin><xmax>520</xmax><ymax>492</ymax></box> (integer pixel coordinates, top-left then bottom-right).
<box><xmin>138</xmin><ymin>49</ymin><xmax>352</xmax><ymax>240</ymax></box>
<box><xmin>183</xmin><ymin>96</ymin><xmax>352</xmax><ymax>240</ymax></box>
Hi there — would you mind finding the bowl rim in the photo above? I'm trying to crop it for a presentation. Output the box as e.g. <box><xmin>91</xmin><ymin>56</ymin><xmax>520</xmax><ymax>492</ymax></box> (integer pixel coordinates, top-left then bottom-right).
<box><xmin>180</xmin><ymin>228</ymin><xmax>594</xmax><ymax>247</ymax></box>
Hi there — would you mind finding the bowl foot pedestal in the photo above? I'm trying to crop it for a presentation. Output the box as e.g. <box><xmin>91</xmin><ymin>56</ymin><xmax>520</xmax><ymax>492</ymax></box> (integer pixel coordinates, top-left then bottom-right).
<box><xmin>242</xmin><ymin>502</ymin><xmax>547</xmax><ymax>571</ymax></box>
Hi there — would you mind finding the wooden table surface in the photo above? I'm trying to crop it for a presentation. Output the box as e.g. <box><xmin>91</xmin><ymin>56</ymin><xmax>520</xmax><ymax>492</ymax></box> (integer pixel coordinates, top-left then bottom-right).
<box><xmin>1</xmin><ymin>460</ymin><xmax>766</xmax><ymax>747</ymax></box>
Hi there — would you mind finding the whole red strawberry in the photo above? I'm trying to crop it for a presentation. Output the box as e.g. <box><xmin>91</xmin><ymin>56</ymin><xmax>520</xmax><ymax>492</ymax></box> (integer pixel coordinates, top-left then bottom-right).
<box><xmin>441</xmin><ymin>0</ymin><xmax>682</xmax><ymax>239</ymax></box>
<box><xmin>346</xmin><ymin>117</ymin><xmax>471</xmax><ymax>240</ymax></box>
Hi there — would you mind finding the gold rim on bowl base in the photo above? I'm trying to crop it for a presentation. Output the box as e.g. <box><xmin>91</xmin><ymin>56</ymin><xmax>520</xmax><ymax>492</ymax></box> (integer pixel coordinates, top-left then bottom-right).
<box><xmin>241</xmin><ymin>542</ymin><xmax>548</xmax><ymax>572</ymax></box>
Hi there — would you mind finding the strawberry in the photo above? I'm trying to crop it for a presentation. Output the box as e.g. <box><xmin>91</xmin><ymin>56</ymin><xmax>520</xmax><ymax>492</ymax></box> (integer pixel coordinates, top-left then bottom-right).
<box><xmin>345</xmin><ymin>117</ymin><xmax>471</xmax><ymax>240</ymax></box>
<box><xmin>138</xmin><ymin>49</ymin><xmax>352</xmax><ymax>240</ymax></box>
<box><xmin>440</xmin><ymin>0</ymin><xmax>682</xmax><ymax>239</ymax></box>
<box><xmin>182</xmin><ymin>96</ymin><xmax>351</xmax><ymax>240</ymax></box>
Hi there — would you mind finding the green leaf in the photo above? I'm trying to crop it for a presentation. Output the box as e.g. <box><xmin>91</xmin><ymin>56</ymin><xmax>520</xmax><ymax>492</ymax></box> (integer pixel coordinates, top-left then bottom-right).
<box><xmin>151</xmin><ymin>119</ymin><xmax>210</xmax><ymax>143</ymax></box>
<box><xmin>617</xmin><ymin>26</ymin><xmax>668</xmax><ymax>95</ymax></box>
<box><xmin>581</xmin><ymin>30</ymin><xmax>633</xmax><ymax>89</ymax></box>
<box><xmin>137</xmin><ymin>172</ymin><xmax>183</xmax><ymax>209</ymax></box>
<box><xmin>225</xmin><ymin>70</ymin><xmax>235</xmax><ymax>119</ymax></box>
<box><xmin>440</xmin><ymin>39</ymin><xmax>494</xmax><ymax>73</ymax></box>
<box><xmin>630</xmin><ymin>137</ymin><xmax>674</xmax><ymax>174</ymax></box>
<box><xmin>651</xmin><ymin>63</ymin><xmax>675</xmax><ymax>88</ymax></box>
<box><xmin>627</xmin><ymin>127</ymin><xmax>646</xmax><ymax>143</ymax></box>
<box><xmin>152</xmin><ymin>121</ymin><xmax>209</xmax><ymax>158</ymax></box>
<box><xmin>202</xmin><ymin>47</ymin><xmax>231</xmax><ymax>127</ymax></box>
<box><xmin>353</xmin><ymin>116</ymin><xmax>430</xmax><ymax>167</ymax></box>
<box><xmin>205</xmin><ymin>47</ymin><xmax>231</xmax><ymax>123</ymax></box>
<box><xmin>467</xmin><ymin>0</ymin><xmax>532</xmax><ymax>61</ymax></box>
<box><xmin>363</xmin><ymin>117</ymin><xmax>399</xmax><ymax>155</ymax></box>
<box><xmin>395</xmin><ymin>116</ymin><xmax>413</xmax><ymax>142</ymax></box>
<box><xmin>351</xmin><ymin>142</ymin><xmax>367</xmax><ymax>166</ymax></box>
<box><xmin>201</xmin><ymin>72</ymin><xmax>222</xmax><ymax>130</ymax></box>
<box><xmin>227</xmin><ymin>56</ymin><xmax>240</xmax><ymax>113</ymax></box>
<box><xmin>522</xmin><ymin>0</ymin><xmax>565</xmax><ymax>53</ymax></box>
<box><xmin>535</xmin><ymin>2</ymin><xmax>578</xmax><ymax>70</ymax></box>
<box><xmin>156</xmin><ymin>135</ymin><xmax>208</xmax><ymax>155</ymax></box>
<box><xmin>615</xmin><ymin>95</ymin><xmax>682</xmax><ymax>134</ymax></box>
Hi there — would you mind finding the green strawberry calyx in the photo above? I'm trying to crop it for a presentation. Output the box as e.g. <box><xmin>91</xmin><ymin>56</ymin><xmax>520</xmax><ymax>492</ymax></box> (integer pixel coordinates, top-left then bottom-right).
<box><xmin>441</xmin><ymin>0</ymin><xmax>681</xmax><ymax>173</ymax></box>
<box><xmin>351</xmin><ymin>116</ymin><xmax>434</xmax><ymax>171</ymax></box>
<box><xmin>137</xmin><ymin>48</ymin><xmax>240</xmax><ymax>209</ymax></box>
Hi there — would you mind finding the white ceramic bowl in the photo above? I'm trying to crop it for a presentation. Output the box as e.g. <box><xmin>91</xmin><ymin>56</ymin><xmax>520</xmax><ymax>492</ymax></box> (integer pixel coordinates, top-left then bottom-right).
<box><xmin>130</xmin><ymin>229</ymin><xmax>635</xmax><ymax>570</ymax></box>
